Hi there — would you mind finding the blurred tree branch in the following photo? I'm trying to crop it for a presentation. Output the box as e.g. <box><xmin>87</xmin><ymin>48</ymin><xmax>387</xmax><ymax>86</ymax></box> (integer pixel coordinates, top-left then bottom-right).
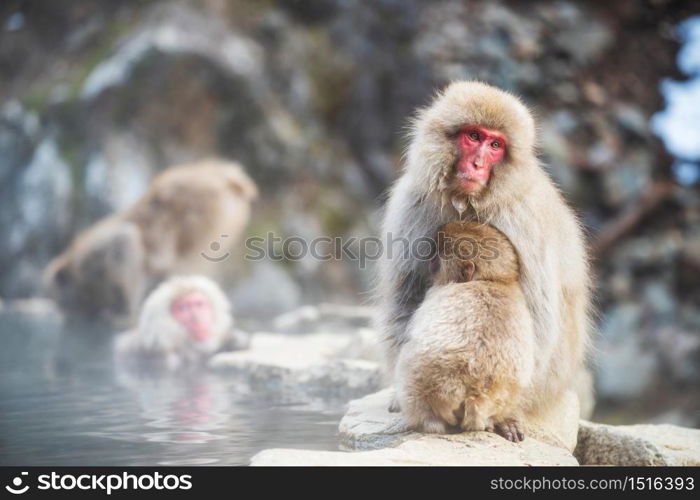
<box><xmin>591</xmin><ymin>181</ymin><xmax>678</xmax><ymax>258</ymax></box>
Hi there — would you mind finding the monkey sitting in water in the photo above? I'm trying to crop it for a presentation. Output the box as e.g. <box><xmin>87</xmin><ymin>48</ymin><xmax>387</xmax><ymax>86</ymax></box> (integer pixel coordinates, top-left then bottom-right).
<box><xmin>115</xmin><ymin>275</ymin><xmax>249</xmax><ymax>371</ymax></box>
<box><xmin>395</xmin><ymin>221</ymin><xmax>535</xmax><ymax>441</ymax></box>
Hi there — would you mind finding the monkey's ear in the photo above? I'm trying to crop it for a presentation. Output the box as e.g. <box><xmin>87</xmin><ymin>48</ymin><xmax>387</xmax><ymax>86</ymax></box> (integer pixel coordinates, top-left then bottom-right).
<box><xmin>224</xmin><ymin>169</ymin><xmax>258</xmax><ymax>201</ymax></box>
<box><xmin>462</xmin><ymin>261</ymin><xmax>476</xmax><ymax>282</ymax></box>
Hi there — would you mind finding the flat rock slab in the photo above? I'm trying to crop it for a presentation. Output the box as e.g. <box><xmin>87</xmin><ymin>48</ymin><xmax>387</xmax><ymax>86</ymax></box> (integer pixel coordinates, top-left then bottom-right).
<box><xmin>339</xmin><ymin>389</ymin><xmax>580</xmax><ymax>453</ymax></box>
<box><xmin>251</xmin><ymin>432</ymin><xmax>578</xmax><ymax>466</ymax></box>
<box><xmin>249</xmin><ymin>382</ymin><xmax>700</xmax><ymax>466</ymax></box>
<box><xmin>251</xmin><ymin>388</ymin><xmax>579</xmax><ymax>466</ymax></box>
<box><xmin>339</xmin><ymin>389</ymin><xmax>415</xmax><ymax>450</ymax></box>
<box><xmin>209</xmin><ymin>332</ymin><xmax>382</xmax><ymax>398</ymax></box>
<box><xmin>575</xmin><ymin>421</ymin><xmax>700</xmax><ymax>466</ymax></box>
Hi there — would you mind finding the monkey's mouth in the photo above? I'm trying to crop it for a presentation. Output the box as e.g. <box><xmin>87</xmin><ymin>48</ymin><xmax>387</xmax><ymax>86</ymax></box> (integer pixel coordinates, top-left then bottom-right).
<box><xmin>189</xmin><ymin>328</ymin><xmax>211</xmax><ymax>342</ymax></box>
<box><xmin>454</xmin><ymin>171</ymin><xmax>487</xmax><ymax>193</ymax></box>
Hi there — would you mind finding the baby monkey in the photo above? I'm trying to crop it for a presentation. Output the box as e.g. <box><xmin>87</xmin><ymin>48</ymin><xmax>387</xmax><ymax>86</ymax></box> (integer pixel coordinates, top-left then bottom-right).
<box><xmin>395</xmin><ymin>221</ymin><xmax>535</xmax><ymax>441</ymax></box>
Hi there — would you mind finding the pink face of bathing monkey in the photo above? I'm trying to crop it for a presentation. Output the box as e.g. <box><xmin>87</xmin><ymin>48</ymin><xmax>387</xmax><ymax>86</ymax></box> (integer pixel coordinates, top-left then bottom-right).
<box><xmin>170</xmin><ymin>291</ymin><xmax>215</xmax><ymax>343</ymax></box>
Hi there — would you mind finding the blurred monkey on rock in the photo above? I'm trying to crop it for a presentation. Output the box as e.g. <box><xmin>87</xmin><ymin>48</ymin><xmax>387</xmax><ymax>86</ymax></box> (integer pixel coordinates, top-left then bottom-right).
<box><xmin>377</xmin><ymin>81</ymin><xmax>594</xmax><ymax>418</ymax></box>
<box><xmin>115</xmin><ymin>275</ymin><xmax>249</xmax><ymax>370</ymax></box>
<box><xmin>44</xmin><ymin>159</ymin><xmax>258</xmax><ymax>327</ymax></box>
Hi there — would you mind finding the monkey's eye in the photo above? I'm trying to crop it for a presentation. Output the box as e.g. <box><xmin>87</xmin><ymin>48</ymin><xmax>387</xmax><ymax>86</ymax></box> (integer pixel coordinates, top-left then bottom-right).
<box><xmin>468</xmin><ymin>131</ymin><xmax>480</xmax><ymax>141</ymax></box>
<box><xmin>491</xmin><ymin>141</ymin><xmax>501</xmax><ymax>149</ymax></box>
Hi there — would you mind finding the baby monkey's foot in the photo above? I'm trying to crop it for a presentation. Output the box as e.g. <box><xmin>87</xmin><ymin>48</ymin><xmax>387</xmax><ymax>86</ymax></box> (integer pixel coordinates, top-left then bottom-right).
<box><xmin>487</xmin><ymin>419</ymin><xmax>524</xmax><ymax>442</ymax></box>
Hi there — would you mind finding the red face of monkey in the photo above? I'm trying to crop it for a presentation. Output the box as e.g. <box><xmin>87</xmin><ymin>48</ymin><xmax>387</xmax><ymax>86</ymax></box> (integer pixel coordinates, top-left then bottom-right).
<box><xmin>456</xmin><ymin>126</ymin><xmax>507</xmax><ymax>194</ymax></box>
<box><xmin>171</xmin><ymin>291</ymin><xmax>215</xmax><ymax>342</ymax></box>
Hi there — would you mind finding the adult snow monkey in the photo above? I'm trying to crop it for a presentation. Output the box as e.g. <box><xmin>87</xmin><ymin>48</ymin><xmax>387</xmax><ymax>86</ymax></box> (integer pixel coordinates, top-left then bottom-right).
<box><xmin>45</xmin><ymin>159</ymin><xmax>258</xmax><ymax>327</ymax></box>
<box><xmin>377</xmin><ymin>81</ymin><xmax>593</xmax><ymax>419</ymax></box>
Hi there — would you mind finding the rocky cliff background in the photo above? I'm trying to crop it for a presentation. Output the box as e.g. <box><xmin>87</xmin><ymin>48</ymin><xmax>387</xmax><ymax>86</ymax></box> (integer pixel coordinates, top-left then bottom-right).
<box><xmin>1</xmin><ymin>0</ymin><xmax>699</xmax><ymax>425</ymax></box>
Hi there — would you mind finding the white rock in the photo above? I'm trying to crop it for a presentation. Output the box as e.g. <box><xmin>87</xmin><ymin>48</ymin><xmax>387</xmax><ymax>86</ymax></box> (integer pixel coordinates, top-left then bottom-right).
<box><xmin>575</xmin><ymin>421</ymin><xmax>700</xmax><ymax>466</ymax></box>
<box><xmin>339</xmin><ymin>388</ymin><xmax>580</xmax><ymax>453</ymax></box>
<box><xmin>250</xmin><ymin>388</ymin><xmax>588</xmax><ymax>466</ymax></box>
<box><xmin>318</xmin><ymin>303</ymin><xmax>374</xmax><ymax>321</ymax></box>
<box><xmin>251</xmin><ymin>432</ymin><xmax>578</xmax><ymax>466</ymax></box>
<box><xmin>271</xmin><ymin>304</ymin><xmax>374</xmax><ymax>333</ymax></box>
<box><xmin>339</xmin><ymin>389</ymin><xmax>415</xmax><ymax>450</ymax></box>
<box><xmin>272</xmin><ymin>305</ymin><xmax>321</xmax><ymax>330</ymax></box>
<box><xmin>333</xmin><ymin>328</ymin><xmax>383</xmax><ymax>363</ymax></box>
<box><xmin>250</xmin><ymin>361</ymin><xmax>700</xmax><ymax>466</ymax></box>
<box><xmin>4</xmin><ymin>297</ymin><xmax>62</xmax><ymax>319</ymax></box>
<box><xmin>209</xmin><ymin>332</ymin><xmax>382</xmax><ymax>398</ymax></box>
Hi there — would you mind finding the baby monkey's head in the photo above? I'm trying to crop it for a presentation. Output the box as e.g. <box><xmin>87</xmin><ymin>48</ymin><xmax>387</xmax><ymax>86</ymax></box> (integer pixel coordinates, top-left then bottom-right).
<box><xmin>434</xmin><ymin>221</ymin><xmax>519</xmax><ymax>285</ymax></box>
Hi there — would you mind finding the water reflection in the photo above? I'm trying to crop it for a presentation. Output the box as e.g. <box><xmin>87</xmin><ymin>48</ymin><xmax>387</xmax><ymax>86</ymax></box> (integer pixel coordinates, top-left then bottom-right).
<box><xmin>0</xmin><ymin>308</ymin><xmax>344</xmax><ymax>465</ymax></box>
<box><xmin>104</xmin><ymin>373</ymin><xmax>234</xmax><ymax>445</ymax></box>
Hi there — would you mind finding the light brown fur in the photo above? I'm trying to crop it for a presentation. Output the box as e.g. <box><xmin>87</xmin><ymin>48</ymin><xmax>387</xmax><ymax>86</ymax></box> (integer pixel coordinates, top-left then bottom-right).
<box><xmin>44</xmin><ymin>159</ymin><xmax>257</xmax><ymax>327</ymax></box>
<box><xmin>377</xmin><ymin>81</ymin><xmax>593</xmax><ymax>419</ymax></box>
<box><xmin>396</xmin><ymin>222</ymin><xmax>534</xmax><ymax>439</ymax></box>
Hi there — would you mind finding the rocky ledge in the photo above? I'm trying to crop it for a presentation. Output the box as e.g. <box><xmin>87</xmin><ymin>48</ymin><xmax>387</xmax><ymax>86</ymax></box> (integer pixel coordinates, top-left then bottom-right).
<box><xmin>251</xmin><ymin>390</ymin><xmax>577</xmax><ymax>466</ymax></box>
<box><xmin>575</xmin><ymin>421</ymin><xmax>700</xmax><ymax>466</ymax></box>
<box><xmin>251</xmin><ymin>389</ymin><xmax>700</xmax><ymax>466</ymax></box>
<box><xmin>251</xmin><ymin>432</ymin><xmax>578</xmax><ymax>466</ymax></box>
<box><xmin>209</xmin><ymin>330</ymin><xmax>382</xmax><ymax>399</ymax></box>
<box><xmin>338</xmin><ymin>389</ymin><xmax>582</xmax><ymax>452</ymax></box>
